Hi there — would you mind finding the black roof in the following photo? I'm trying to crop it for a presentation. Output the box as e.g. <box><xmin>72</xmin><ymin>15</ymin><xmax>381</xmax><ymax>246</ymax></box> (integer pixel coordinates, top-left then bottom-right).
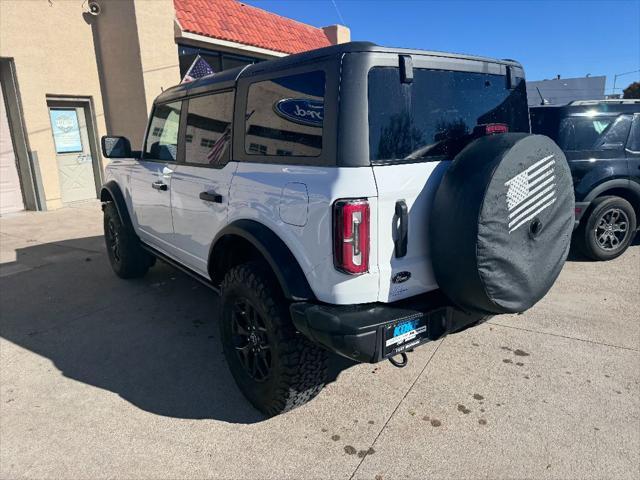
<box><xmin>156</xmin><ymin>41</ymin><xmax>524</xmax><ymax>104</ymax></box>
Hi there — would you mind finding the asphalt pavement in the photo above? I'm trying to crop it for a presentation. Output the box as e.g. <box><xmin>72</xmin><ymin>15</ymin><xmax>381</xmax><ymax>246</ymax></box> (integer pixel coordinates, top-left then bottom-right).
<box><xmin>1</xmin><ymin>202</ymin><xmax>638</xmax><ymax>479</ymax></box>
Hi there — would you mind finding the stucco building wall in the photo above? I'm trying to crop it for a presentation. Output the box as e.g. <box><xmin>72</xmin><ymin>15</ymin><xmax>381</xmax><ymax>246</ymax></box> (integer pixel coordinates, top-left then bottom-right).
<box><xmin>0</xmin><ymin>0</ymin><xmax>108</xmax><ymax>209</ymax></box>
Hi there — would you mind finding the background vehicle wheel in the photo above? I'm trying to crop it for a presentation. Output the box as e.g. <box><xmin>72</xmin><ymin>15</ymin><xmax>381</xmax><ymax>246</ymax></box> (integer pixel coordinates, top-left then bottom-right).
<box><xmin>220</xmin><ymin>262</ymin><xmax>328</xmax><ymax>416</ymax></box>
<box><xmin>577</xmin><ymin>196</ymin><xmax>637</xmax><ymax>261</ymax></box>
<box><xmin>103</xmin><ymin>202</ymin><xmax>153</xmax><ymax>278</ymax></box>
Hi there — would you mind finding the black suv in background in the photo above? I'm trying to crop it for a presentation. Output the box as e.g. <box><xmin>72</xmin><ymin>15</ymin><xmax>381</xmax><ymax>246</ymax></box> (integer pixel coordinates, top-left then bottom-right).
<box><xmin>530</xmin><ymin>100</ymin><xmax>640</xmax><ymax>260</ymax></box>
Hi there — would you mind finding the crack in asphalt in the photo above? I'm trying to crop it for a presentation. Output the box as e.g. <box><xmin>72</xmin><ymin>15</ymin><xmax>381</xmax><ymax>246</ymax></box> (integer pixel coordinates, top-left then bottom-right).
<box><xmin>487</xmin><ymin>320</ymin><xmax>640</xmax><ymax>352</ymax></box>
<box><xmin>348</xmin><ymin>338</ymin><xmax>445</xmax><ymax>480</ymax></box>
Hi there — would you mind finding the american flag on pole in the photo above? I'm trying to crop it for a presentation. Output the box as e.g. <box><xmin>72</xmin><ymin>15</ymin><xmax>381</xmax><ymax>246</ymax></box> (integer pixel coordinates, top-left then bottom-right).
<box><xmin>206</xmin><ymin>124</ymin><xmax>231</xmax><ymax>165</ymax></box>
<box><xmin>181</xmin><ymin>55</ymin><xmax>215</xmax><ymax>84</ymax></box>
<box><xmin>505</xmin><ymin>154</ymin><xmax>557</xmax><ymax>233</ymax></box>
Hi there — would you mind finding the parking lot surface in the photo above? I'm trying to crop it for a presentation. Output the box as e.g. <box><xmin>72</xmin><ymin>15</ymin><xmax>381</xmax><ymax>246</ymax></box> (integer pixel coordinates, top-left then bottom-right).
<box><xmin>1</xmin><ymin>202</ymin><xmax>638</xmax><ymax>479</ymax></box>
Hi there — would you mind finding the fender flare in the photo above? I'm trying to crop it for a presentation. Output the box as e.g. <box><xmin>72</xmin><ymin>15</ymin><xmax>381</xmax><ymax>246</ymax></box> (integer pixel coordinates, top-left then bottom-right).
<box><xmin>583</xmin><ymin>178</ymin><xmax>640</xmax><ymax>204</ymax></box>
<box><xmin>210</xmin><ymin>219</ymin><xmax>316</xmax><ymax>301</ymax></box>
<box><xmin>100</xmin><ymin>181</ymin><xmax>134</xmax><ymax>229</ymax></box>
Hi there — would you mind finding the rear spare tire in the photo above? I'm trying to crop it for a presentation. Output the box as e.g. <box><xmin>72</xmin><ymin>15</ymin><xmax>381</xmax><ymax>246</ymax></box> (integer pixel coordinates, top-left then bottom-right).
<box><xmin>430</xmin><ymin>133</ymin><xmax>574</xmax><ymax>314</ymax></box>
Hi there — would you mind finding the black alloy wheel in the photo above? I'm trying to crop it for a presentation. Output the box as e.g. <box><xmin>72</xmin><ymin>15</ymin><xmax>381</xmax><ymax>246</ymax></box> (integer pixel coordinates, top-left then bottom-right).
<box><xmin>577</xmin><ymin>195</ymin><xmax>637</xmax><ymax>261</ymax></box>
<box><xmin>593</xmin><ymin>207</ymin><xmax>630</xmax><ymax>251</ymax></box>
<box><xmin>219</xmin><ymin>262</ymin><xmax>328</xmax><ymax>416</ymax></box>
<box><xmin>106</xmin><ymin>218</ymin><xmax>121</xmax><ymax>264</ymax></box>
<box><xmin>102</xmin><ymin>202</ymin><xmax>153</xmax><ymax>278</ymax></box>
<box><xmin>230</xmin><ymin>298</ymin><xmax>272</xmax><ymax>382</ymax></box>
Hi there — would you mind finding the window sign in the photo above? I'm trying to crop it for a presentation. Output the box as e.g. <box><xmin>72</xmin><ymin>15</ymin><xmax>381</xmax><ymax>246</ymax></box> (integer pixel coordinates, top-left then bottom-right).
<box><xmin>50</xmin><ymin>109</ymin><xmax>83</xmax><ymax>154</ymax></box>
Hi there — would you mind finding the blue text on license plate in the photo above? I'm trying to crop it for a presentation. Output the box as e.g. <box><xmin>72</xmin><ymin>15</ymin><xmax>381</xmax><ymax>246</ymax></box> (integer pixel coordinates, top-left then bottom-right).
<box><xmin>386</xmin><ymin>319</ymin><xmax>427</xmax><ymax>347</ymax></box>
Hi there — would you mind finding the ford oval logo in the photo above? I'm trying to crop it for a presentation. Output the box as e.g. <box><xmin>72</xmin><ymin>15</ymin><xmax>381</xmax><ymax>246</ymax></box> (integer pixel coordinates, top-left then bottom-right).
<box><xmin>274</xmin><ymin>98</ymin><xmax>324</xmax><ymax>127</ymax></box>
<box><xmin>392</xmin><ymin>271</ymin><xmax>412</xmax><ymax>284</ymax></box>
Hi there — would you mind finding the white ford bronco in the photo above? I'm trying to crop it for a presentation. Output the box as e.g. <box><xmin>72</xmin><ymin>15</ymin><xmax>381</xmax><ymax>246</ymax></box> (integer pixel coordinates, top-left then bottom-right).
<box><xmin>100</xmin><ymin>42</ymin><xmax>574</xmax><ymax>416</ymax></box>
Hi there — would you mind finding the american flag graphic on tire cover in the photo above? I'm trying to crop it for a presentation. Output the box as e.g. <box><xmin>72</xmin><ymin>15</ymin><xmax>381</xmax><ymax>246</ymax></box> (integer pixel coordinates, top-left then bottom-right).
<box><xmin>505</xmin><ymin>154</ymin><xmax>556</xmax><ymax>233</ymax></box>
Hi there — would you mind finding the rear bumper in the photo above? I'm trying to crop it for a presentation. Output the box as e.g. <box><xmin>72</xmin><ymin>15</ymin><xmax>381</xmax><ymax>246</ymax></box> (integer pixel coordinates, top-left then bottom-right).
<box><xmin>290</xmin><ymin>291</ymin><xmax>488</xmax><ymax>363</ymax></box>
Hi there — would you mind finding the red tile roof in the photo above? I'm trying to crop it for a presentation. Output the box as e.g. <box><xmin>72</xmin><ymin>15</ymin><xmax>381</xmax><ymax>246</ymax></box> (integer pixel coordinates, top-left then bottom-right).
<box><xmin>174</xmin><ymin>0</ymin><xmax>333</xmax><ymax>54</ymax></box>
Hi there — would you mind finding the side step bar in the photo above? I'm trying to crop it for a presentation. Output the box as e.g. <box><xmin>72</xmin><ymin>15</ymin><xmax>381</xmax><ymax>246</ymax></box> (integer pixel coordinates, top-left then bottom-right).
<box><xmin>140</xmin><ymin>243</ymin><xmax>220</xmax><ymax>295</ymax></box>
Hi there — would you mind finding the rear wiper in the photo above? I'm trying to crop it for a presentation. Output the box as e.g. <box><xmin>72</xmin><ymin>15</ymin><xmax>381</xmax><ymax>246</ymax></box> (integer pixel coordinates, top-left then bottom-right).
<box><xmin>403</xmin><ymin>140</ymin><xmax>446</xmax><ymax>160</ymax></box>
<box><xmin>403</xmin><ymin>136</ymin><xmax>468</xmax><ymax>160</ymax></box>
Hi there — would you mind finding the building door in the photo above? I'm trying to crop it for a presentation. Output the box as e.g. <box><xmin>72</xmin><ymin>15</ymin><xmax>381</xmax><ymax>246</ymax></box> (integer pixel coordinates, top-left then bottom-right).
<box><xmin>48</xmin><ymin>103</ymin><xmax>98</xmax><ymax>204</ymax></box>
<box><xmin>0</xmin><ymin>81</ymin><xmax>24</xmax><ymax>215</ymax></box>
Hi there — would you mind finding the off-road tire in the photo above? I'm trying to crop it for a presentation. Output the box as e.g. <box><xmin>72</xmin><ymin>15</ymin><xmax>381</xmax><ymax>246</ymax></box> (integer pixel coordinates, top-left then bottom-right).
<box><xmin>576</xmin><ymin>196</ymin><xmax>637</xmax><ymax>261</ymax></box>
<box><xmin>103</xmin><ymin>202</ymin><xmax>153</xmax><ymax>278</ymax></box>
<box><xmin>220</xmin><ymin>262</ymin><xmax>328</xmax><ymax>416</ymax></box>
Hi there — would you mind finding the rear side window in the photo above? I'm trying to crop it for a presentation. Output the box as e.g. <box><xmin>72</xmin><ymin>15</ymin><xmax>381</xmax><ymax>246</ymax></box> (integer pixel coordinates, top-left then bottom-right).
<box><xmin>244</xmin><ymin>71</ymin><xmax>325</xmax><ymax>157</ymax></box>
<box><xmin>558</xmin><ymin>114</ymin><xmax>632</xmax><ymax>151</ymax></box>
<box><xmin>368</xmin><ymin>67</ymin><xmax>529</xmax><ymax>163</ymax></box>
<box><xmin>627</xmin><ymin>115</ymin><xmax>640</xmax><ymax>152</ymax></box>
<box><xmin>144</xmin><ymin>101</ymin><xmax>181</xmax><ymax>161</ymax></box>
<box><xmin>185</xmin><ymin>92</ymin><xmax>234</xmax><ymax>166</ymax></box>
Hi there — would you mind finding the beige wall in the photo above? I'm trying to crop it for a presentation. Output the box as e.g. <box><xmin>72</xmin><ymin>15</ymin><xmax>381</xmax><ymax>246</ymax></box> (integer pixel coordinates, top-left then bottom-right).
<box><xmin>91</xmin><ymin>0</ymin><xmax>149</xmax><ymax>147</ymax></box>
<box><xmin>134</xmin><ymin>0</ymin><xmax>181</xmax><ymax>117</ymax></box>
<box><xmin>322</xmin><ymin>25</ymin><xmax>351</xmax><ymax>45</ymax></box>
<box><xmin>0</xmin><ymin>0</ymin><xmax>180</xmax><ymax>210</ymax></box>
<box><xmin>92</xmin><ymin>0</ymin><xmax>180</xmax><ymax>148</ymax></box>
<box><xmin>0</xmin><ymin>0</ymin><xmax>107</xmax><ymax>209</ymax></box>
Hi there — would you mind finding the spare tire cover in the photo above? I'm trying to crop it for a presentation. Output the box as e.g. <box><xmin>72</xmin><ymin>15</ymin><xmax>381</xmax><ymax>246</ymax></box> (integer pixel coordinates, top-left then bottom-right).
<box><xmin>430</xmin><ymin>133</ymin><xmax>574</xmax><ymax>314</ymax></box>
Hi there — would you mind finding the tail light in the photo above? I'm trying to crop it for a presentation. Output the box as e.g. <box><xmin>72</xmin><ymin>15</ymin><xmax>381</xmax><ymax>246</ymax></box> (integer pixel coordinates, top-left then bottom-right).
<box><xmin>333</xmin><ymin>199</ymin><xmax>370</xmax><ymax>275</ymax></box>
<box><xmin>474</xmin><ymin>123</ymin><xmax>509</xmax><ymax>136</ymax></box>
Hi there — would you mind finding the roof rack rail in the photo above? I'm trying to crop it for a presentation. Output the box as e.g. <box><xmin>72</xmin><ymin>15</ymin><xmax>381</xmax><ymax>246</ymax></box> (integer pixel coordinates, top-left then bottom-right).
<box><xmin>569</xmin><ymin>99</ymin><xmax>640</xmax><ymax>105</ymax></box>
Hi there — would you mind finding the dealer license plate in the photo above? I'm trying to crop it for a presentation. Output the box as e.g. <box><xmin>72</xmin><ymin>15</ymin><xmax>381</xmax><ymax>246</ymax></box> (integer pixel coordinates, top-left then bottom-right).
<box><xmin>383</xmin><ymin>315</ymin><xmax>429</xmax><ymax>357</ymax></box>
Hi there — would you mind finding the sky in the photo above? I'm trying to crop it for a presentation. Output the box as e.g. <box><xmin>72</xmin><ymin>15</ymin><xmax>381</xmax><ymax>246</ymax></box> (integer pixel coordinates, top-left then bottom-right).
<box><xmin>248</xmin><ymin>0</ymin><xmax>640</xmax><ymax>95</ymax></box>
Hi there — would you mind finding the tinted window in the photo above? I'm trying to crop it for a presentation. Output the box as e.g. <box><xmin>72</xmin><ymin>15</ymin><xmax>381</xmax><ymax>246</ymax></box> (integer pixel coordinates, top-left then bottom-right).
<box><xmin>368</xmin><ymin>68</ymin><xmax>529</xmax><ymax>163</ymax></box>
<box><xmin>245</xmin><ymin>71</ymin><xmax>325</xmax><ymax>157</ymax></box>
<box><xmin>185</xmin><ymin>92</ymin><xmax>234</xmax><ymax>166</ymax></box>
<box><xmin>558</xmin><ymin>114</ymin><xmax>632</xmax><ymax>151</ymax></box>
<box><xmin>530</xmin><ymin>108</ymin><xmax>562</xmax><ymax>139</ymax></box>
<box><xmin>627</xmin><ymin>115</ymin><xmax>640</xmax><ymax>152</ymax></box>
<box><xmin>144</xmin><ymin>102</ymin><xmax>181</xmax><ymax>161</ymax></box>
<box><xmin>222</xmin><ymin>55</ymin><xmax>253</xmax><ymax>70</ymax></box>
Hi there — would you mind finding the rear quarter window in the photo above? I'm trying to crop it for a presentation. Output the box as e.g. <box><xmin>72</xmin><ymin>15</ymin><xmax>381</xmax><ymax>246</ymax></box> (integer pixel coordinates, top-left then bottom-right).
<box><xmin>627</xmin><ymin>115</ymin><xmax>640</xmax><ymax>152</ymax></box>
<box><xmin>244</xmin><ymin>71</ymin><xmax>325</xmax><ymax>157</ymax></box>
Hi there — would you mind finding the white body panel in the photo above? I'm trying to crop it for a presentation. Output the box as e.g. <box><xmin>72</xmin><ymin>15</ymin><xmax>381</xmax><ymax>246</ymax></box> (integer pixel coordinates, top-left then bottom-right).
<box><xmin>372</xmin><ymin>161</ymin><xmax>449</xmax><ymax>302</ymax></box>
<box><xmin>170</xmin><ymin>162</ymin><xmax>238</xmax><ymax>275</ymax></box>
<box><xmin>105</xmin><ymin>156</ymin><xmax>444</xmax><ymax>306</ymax></box>
<box><xmin>103</xmin><ymin>158</ymin><xmax>134</xmax><ymax>215</ymax></box>
<box><xmin>129</xmin><ymin>160</ymin><xmax>177</xmax><ymax>257</ymax></box>
<box><xmin>229</xmin><ymin>163</ymin><xmax>380</xmax><ymax>304</ymax></box>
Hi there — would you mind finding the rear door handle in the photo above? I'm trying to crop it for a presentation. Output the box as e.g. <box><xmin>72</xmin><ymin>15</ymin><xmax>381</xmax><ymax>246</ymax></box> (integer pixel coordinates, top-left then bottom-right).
<box><xmin>199</xmin><ymin>191</ymin><xmax>223</xmax><ymax>203</ymax></box>
<box><xmin>152</xmin><ymin>181</ymin><xmax>168</xmax><ymax>191</ymax></box>
<box><xmin>394</xmin><ymin>200</ymin><xmax>408</xmax><ymax>258</ymax></box>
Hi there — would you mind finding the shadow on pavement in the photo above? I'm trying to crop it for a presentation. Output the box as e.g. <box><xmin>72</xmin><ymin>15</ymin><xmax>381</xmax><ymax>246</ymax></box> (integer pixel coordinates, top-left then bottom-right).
<box><xmin>0</xmin><ymin>236</ymin><xmax>356</xmax><ymax>424</ymax></box>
